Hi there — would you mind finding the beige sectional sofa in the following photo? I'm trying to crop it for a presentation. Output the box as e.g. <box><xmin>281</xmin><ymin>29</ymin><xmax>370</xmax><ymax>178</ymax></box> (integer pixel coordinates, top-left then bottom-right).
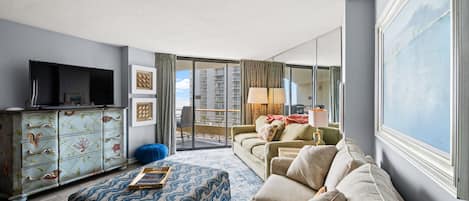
<box><xmin>231</xmin><ymin>115</ymin><xmax>342</xmax><ymax>180</ymax></box>
<box><xmin>252</xmin><ymin>139</ymin><xmax>404</xmax><ymax>201</ymax></box>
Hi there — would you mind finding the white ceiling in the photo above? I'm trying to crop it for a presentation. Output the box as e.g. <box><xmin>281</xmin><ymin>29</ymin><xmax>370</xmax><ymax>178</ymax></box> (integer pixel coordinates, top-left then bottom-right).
<box><xmin>272</xmin><ymin>28</ymin><xmax>342</xmax><ymax>66</ymax></box>
<box><xmin>0</xmin><ymin>0</ymin><xmax>344</xmax><ymax>60</ymax></box>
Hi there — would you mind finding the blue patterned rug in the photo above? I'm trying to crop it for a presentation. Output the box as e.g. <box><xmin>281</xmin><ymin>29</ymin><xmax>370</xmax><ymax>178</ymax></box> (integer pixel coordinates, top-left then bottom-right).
<box><xmin>166</xmin><ymin>148</ymin><xmax>263</xmax><ymax>201</ymax></box>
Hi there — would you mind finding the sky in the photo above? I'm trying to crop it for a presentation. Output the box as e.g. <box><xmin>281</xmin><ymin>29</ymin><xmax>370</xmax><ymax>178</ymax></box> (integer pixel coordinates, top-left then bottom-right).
<box><xmin>176</xmin><ymin>70</ymin><xmax>191</xmax><ymax>110</ymax></box>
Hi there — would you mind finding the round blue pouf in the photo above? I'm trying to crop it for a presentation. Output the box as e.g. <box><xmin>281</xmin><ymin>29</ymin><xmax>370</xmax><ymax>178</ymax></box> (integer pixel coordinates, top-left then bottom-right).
<box><xmin>134</xmin><ymin>144</ymin><xmax>169</xmax><ymax>164</ymax></box>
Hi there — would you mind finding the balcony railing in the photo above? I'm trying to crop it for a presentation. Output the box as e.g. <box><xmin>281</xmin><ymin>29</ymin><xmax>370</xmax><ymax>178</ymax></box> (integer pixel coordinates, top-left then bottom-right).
<box><xmin>176</xmin><ymin>108</ymin><xmax>241</xmax><ymax>149</ymax></box>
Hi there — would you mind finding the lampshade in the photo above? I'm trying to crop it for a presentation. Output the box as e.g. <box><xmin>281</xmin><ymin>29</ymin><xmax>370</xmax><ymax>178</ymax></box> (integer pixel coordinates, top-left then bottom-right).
<box><xmin>269</xmin><ymin>88</ymin><xmax>286</xmax><ymax>104</ymax></box>
<box><xmin>247</xmin><ymin>88</ymin><xmax>268</xmax><ymax>104</ymax></box>
<box><xmin>308</xmin><ymin>108</ymin><xmax>328</xmax><ymax>127</ymax></box>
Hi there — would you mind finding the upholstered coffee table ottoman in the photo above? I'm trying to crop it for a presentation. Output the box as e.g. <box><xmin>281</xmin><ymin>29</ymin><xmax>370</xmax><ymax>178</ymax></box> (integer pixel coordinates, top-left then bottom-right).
<box><xmin>68</xmin><ymin>160</ymin><xmax>231</xmax><ymax>201</ymax></box>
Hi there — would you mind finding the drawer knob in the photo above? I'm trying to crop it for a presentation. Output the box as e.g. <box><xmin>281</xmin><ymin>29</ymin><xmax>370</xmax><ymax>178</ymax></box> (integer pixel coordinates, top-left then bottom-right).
<box><xmin>64</xmin><ymin>111</ymin><xmax>75</xmax><ymax>116</ymax></box>
<box><xmin>102</xmin><ymin>116</ymin><xmax>121</xmax><ymax>123</ymax></box>
<box><xmin>27</xmin><ymin>133</ymin><xmax>43</xmax><ymax>147</ymax></box>
<box><xmin>26</xmin><ymin>148</ymin><xmax>55</xmax><ymax>156</ymax></box>
<box><xmin>26</xmin><ymin>123</ymin><xmax>52</xmax><ymax>129</ymax></box>
<box><xmin>26</xmin><ymin>169</ymin><xmax>60</xmax><ymax>182</ymax></box>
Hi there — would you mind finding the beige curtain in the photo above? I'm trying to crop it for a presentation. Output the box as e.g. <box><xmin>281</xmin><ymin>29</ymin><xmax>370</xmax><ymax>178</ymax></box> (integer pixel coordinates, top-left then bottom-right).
<box><xmin>267</xmin><ymin>62</ymin><xmax>285</xmax><ymax>115</ymax></box>
<box><xmin>241</xmin><ymin>60</ymin><xmax>285</xmax><ymax>124</ymax></box>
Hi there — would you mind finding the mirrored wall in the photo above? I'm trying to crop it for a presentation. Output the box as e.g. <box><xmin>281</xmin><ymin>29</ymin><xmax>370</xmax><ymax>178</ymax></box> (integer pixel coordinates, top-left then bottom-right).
<box><xmin>270</xmin><ymin>27</ymin><xmax>342</xmax><ymax>123</ymax></box>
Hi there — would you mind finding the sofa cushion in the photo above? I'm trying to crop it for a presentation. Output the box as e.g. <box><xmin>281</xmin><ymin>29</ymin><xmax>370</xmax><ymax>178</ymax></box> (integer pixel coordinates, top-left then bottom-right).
<box><xmin>252</xmin><ymin>145</ymin><xmax>265</xmax><ymax>160</ymax></box>
<box><xmin>324</xmin><ymin>141</ymin><xmax>367</xmax><ymax>190</ymax></box>
<box><xmin>336</xmin><ymin>164</ymin><xmax>404</xmax><ymax>201</ymax></box>
<box><xmin>286</xmin><ymin>145</ymin><xmax>337</xmax><ymax>190</ymax></box>
<box><xmin>242</xmin><ymin>138</ymin><xmax>266</xmax><ymax>152</ymax></box>
<box><xmin>280</xmin><ymin>123</ymin><xmax>314</xmax><ymax>141</ymax></box>
<box><xmin>309</xmin><ymin>190</ymin><xmax>347</xmax><ymax>201</ymax></box>
<box><xmin>234</xmin><ymin>132</ymin><xmax>258</xmax><ymax>143</ymax></box>
<box><xmin>253</xmin><ymin>174</ymin><xmax>317</xmax><ymax>201</ymax></box>
<box><xmin>255</xmin><ymin>115</ymin><xmax>269</xmax><ymax>133</ymax></box>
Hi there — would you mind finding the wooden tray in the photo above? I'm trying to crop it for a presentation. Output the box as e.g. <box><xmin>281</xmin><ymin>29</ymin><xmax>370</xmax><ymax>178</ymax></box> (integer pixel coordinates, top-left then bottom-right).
<box><xmin>128</xmin><ymin>166</ymin><xmax>172</xmax><ymax>190</ymax></box>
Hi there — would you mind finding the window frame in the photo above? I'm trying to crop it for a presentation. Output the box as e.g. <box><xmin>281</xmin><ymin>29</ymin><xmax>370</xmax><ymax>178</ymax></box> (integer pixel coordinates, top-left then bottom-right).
<box><xmin>375</xmin><ymin>0</ymin><xmax>467</xmax><ymax>198</ymax></box>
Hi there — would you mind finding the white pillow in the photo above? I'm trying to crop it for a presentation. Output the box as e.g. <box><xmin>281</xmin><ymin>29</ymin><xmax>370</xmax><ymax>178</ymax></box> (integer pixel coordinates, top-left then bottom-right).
<box><xmin>309</xmin><ymin>190</ymin><xmax>347</xmax><ymax>201</ymax></box>
<box><xmin>286</xmin><ymin>145</ymin><xmax>337</xmax><ymax>190</ymax></box>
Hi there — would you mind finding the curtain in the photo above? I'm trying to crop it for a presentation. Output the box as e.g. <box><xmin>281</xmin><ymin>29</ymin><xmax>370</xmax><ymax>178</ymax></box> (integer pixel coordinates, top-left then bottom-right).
<box><xmin>155</xmin><ymin>53</ymin><xmax>177</xmax><ymax>155</ymax></box>
<box><xmin>240</xmin><ymin>60</ymin><xmax>285</xmax><ymax>124</ymax></box>
<box><xmin>267</xmin><ymin>62</ymin><xmax>284</xmax><ymax>115</ymax></box>
<box><xmin>329</xmin><ymin>66</ymin><xmax>341</xmax><ymax>123</ymax></box>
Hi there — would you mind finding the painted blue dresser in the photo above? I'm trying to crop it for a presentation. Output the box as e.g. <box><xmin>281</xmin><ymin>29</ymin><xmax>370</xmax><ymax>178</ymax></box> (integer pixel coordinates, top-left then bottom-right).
<box><xmin>0</xmin><ymin>107</ymin><xmax>127</xmax><ymax>201</ymax></box>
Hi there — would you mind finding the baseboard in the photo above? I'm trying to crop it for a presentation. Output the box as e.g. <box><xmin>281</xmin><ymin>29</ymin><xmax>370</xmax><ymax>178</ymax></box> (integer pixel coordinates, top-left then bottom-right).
<box><xmin>127</xmin><ymin>157</ymin><xmax>138</xmax><ymax>165</ymax></box>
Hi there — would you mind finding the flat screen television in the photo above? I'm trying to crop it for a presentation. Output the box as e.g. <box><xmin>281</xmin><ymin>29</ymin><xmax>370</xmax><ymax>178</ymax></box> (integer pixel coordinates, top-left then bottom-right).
<box><xmin>29</xmin><ymin>60</ymin><xmax>114</xmax><ymax>107</ymax></box>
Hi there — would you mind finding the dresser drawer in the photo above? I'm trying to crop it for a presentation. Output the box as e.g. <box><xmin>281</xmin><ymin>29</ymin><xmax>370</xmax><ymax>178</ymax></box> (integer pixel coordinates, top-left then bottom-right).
<box><xmin>103</xmin><ymin>131</ymin><xmax>123</xmax><ymax>159</ymax></box>
<box><xmin>59</xmin><ymin>133</ymin><xmax>102</xmax><ymax>160</ymax></box>
<box><xmin>22</xmin><ymin>139</ymin><xmax>58</xmax><ymax>167</ymax></box>
<box><xmin>59</xmin><ymin>151</ymin><xmax>103</xmax><ymax>184</ymax></box>
<box><xmin>22</xmin><ymin>163</ymin><xmax>59</xmax><ymax>194</ymax></box>
<box><xmin>104</xmin><ymin>154</ymin><xmax>126</xmax><ymax>170</ymax></box>
<box><xmin>21</xmin><ymin>112</ymin><xmax>58</xmax><ymax>140</ymax></box>
<box><xmin>59</xmin><ymin>110</ymin><xmax>102</xmax><ymax>135</ymax></box>
<box><xmin>103</xmin><ymin>110</ymin><xmax>124</xmax><ymax>130</ymax></box>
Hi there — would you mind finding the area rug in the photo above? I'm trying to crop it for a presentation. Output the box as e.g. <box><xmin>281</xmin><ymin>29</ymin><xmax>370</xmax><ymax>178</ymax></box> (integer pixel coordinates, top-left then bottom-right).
<box><xmin>166</xmin><ymin>148</ymin><xmax>263</xmax><ymax>201</ymax></box>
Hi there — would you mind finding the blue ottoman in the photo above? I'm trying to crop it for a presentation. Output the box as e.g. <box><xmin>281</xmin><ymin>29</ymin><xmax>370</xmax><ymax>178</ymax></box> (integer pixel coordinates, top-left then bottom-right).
<box><xmin>134</xmin><ymin>144</ymin><xmax>168</xmax><ymax>164</ymax></box>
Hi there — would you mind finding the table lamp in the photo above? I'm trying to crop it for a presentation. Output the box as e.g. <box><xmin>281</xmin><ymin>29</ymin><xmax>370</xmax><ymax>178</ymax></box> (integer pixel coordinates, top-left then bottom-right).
<box><xmin>308</xmin><ymin>107</ymin><xmax>328</xmax><ymax>145</ymax></box>
<box><xmin>247</xmin><ymin>87</ymin><xmax>268</xmax><ymax>122</ymax></box>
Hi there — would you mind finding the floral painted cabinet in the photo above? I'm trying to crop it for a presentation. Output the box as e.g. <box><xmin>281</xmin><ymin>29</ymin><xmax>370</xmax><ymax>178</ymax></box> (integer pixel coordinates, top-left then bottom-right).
<box><xmin>0</xmin><ymin>107</ymin><xmax>127</xmax><ymax>201</ymax></box>
<box><xmin>102</xmin><ymin>109</ymin><xmax>126</xmax><ymax>170</ymax></box>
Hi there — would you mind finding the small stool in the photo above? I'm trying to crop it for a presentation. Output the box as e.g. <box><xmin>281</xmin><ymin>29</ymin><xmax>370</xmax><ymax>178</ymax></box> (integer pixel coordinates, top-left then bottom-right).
<box><xmin>134</xmin><ymin>144</ymin><xmax>169</xmax><ymax>164</ymax></box>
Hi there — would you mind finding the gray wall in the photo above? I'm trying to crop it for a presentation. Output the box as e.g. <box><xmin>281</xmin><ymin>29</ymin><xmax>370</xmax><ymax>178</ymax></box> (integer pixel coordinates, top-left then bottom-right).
<box><xmin>0</xmin><ymin>19</ymin><xmax>122</xmax><ymax>108</ymax></box>
<box><xmin>121</xmin><ymin>46</ymin><xmax>157</xmax><ymax>159</ymax></box>
<box><xmin>373</xmin><ymin>1</ymin><xmax>466</xmax><ymax>201</ymax></box>
<box><xmin>343</xmin><ymin>0</ymin><xmax>375</xmax><ymax>155</ymax></box>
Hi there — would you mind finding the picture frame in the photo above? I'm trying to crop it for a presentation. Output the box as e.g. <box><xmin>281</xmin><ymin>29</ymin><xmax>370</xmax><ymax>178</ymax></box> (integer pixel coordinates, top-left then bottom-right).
<box><xmin>131</xmin><ymin>65</ymin><xmax>157</xmax><ymax>95</ymax></box>
<box><xmin>132</xmin><ymin>98</ymin><xmax>157</xmax><ymax>127</ymax></box>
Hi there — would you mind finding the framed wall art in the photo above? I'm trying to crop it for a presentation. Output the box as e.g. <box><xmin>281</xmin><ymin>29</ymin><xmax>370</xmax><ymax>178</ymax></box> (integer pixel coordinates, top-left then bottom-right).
<box><xmin>131</xmin><ymin>65</ymin><xmax>157</xmax><ymax>95</ymax></box>
<box><xmin>132</xmin><ymin>98</ymin><xmax>157</xmax><ymax>127</ymax></box>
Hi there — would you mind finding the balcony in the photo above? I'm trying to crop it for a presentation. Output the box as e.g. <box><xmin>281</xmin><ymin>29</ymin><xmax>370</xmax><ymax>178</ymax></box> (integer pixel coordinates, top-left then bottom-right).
<box><xmin>176</xmin><ymin>108</ymin><xmax>241</xmax><ymax>150</ymax></box>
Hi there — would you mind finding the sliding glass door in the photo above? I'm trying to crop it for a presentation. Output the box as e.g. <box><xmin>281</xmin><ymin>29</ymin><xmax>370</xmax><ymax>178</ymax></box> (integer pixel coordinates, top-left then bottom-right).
<box><xmin>176</xmin><ymin>58</ymin><xmax>241</xmax><ymax>150</ymax></box>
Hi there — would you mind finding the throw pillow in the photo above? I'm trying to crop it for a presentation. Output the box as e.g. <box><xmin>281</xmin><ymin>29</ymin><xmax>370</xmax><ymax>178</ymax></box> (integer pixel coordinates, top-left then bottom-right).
<box><xmin>270</xmin><ymin>120</ymin><xmax>285</xmax><ymax>141</ymax></box>
<box><xmin>314</xmin><ymin>186</ymin><xmax>327</xmax><ymax>198</ymax></box>
<box><xmin>266</xmin><ymin>114</ymin><xmax>285</xmax><ymax>123</ymax></box>
<box><xmin>255</xmin><ymin>115</ymin><xmax>269</xmax><ymax>133</ymax></box>
<box><xmin>285</xmin><ymin>114</ymin><xmax>309</xmax><ymax>125</ymax></box>
<box><xmin>308</xmin><ymin>190</ymin><xmax>347</xmax><ymax>201</ymax></box>
<box><xmin>280</xmin><ymin>123</ymin><xmax>314</xmax><ymax>141</ymax></box>
<box><xmin>336</xmin><ymin>164</ymin><xmax>404</xmax><ymax>201</ymax></box>
<box><xmin>286</xmin><ymin>145</ymin><xmax>337</xmax><ymax>190</ymax></box>
<box><xmin>258</xmin><ymin>124</ymin><xmax>278</xmax><ymax>142</ymax></box>
<box><xmin>324</xmin><ymin>142</ymin><xmax>367</xmax><ymax>190</ymax></box>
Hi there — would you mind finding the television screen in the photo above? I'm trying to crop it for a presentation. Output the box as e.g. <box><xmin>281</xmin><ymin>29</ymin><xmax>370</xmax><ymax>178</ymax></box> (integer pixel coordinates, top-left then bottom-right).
<box><xmin>29</xmin><ymin>61</ymin><xmax>114</xmax><ymax>106</ymax></box>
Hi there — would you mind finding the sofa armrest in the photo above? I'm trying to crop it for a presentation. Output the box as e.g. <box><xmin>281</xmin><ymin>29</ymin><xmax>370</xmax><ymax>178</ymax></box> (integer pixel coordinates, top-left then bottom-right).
<box><xmin>231</xmin><ymin>125</ymin><xmax>256</xmax><ymax>139</ymax></box>
<box><xmin>320</xmin><ymin>127</ymin><xmax>342</xmax><ymax>145</ymax></box>
<box><xmin>264</xmin><ymin>140</ymin><xmax>315</xmax><ymax>178</ymax></box>
<box><xmin>270</xmin><ymin>157</ymin><xmax>294</xmax><ymax>177</ymax></box>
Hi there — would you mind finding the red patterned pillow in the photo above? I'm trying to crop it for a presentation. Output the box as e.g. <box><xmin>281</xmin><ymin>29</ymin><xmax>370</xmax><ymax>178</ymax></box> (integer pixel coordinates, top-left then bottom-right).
<box><xmin>266</xmin><ymin>114</ymin><xmax>285</xmax><ymax>123</ymax></box>
<box><xmin>285</xmin><ymin>114</ymin><xmax>308</xmax><ymax>125</ymax></box>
